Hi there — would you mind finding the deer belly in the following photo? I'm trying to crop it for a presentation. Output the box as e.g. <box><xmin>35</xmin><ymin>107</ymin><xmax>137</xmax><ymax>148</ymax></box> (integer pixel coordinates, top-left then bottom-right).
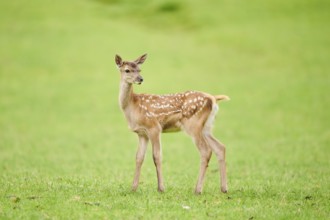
<box><xmin>162</xmin><ymin>124</ymin><xmax>181</xmax><ymax>133</ymax></box>
<box><xmin>161</xmin><ymin>114</ymin><xmax>182</xmax><ymax>133</ymax></box>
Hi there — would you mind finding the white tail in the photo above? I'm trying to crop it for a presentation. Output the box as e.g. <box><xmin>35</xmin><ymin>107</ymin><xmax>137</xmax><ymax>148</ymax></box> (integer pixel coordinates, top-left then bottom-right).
<box><xmin>115</xmin><ymin>54</ymin><xmax>229</xmax><ymax>194</ymax></box>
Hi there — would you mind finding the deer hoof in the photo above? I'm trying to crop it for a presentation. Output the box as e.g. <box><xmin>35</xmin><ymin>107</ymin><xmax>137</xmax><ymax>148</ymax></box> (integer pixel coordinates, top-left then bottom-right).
<box><xmin>221</xmin><ymin>187</ymin><xmax>228</xmax><ymax>193</ymax></box>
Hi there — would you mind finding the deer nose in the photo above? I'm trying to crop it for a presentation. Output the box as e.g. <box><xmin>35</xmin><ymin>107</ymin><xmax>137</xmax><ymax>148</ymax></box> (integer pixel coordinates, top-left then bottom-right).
<box><xmin>135</xmin><ymin>76</ymin><xmax>143</xmax><ymax>84</ymax></box>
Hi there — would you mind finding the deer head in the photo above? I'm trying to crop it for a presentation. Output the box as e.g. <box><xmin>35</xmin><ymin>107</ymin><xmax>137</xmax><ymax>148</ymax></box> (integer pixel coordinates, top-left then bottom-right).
<box><xmin>115</xmin><ymin>54</ymin><xmax>147</xmax><ymax>85</ymax></box>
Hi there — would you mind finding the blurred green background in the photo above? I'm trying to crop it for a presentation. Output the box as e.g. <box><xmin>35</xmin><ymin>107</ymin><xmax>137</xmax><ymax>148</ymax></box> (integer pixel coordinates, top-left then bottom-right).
<box><xmin>0</xmin><ymin>0</ymin><xmax>329</xmax><ymax>219</ymax></box>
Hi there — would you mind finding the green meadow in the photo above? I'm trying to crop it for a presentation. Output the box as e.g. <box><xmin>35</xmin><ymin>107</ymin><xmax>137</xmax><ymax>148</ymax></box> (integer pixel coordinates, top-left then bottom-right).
<box><xmin>0</xmin><ymin>0</ymin><xmax>329</xmax><ymax>219</ymax></box>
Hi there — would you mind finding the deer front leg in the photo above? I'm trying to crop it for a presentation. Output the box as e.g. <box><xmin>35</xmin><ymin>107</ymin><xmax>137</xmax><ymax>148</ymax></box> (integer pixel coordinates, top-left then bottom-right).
<box><xmin>132</xmin><ymin>134</ymin><xmax>149</xmax><ymax>191</ymax></box>
<box><xmin>149</xmin><ymin>131</ymin><xmax>165</xmax><ymax>192</ymax></box>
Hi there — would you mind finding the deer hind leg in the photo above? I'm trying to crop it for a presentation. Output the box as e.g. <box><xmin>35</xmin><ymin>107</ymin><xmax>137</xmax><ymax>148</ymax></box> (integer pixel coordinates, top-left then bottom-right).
<box><xmin>202</xmin><ymin>101</ymin><xmax>228</xmax><ymax>193</ymax></box>
<box><xmin>204</xmin><ymin>133</ymin><xmax>228</xmax><ymax>193</ymax></box>
<box><xmin>149</xmin><ymin>129</ymin><xmax>165</xmax><ymax>192</ymax></box>
<box><xmin>183</xmin><ymin>105</ymin><xmax>213</xmax><ymax>194</ymax></box>
<box><xmin>132</xmin><ymin>134</ymin><xmax>149</xmax><ymax>191</ymax></box>
<box><xmin>193</xmin><ymin>133</ymin><xmax>212</xmax><ymax>194</ymax></box>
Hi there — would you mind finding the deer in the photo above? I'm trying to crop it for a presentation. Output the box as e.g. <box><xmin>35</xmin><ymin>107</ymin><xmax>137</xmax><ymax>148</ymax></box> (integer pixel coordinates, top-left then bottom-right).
<box><xmin>115</xmin><ymin>54</ymin><xmax>229</xmax><ymax>194</ymax></box>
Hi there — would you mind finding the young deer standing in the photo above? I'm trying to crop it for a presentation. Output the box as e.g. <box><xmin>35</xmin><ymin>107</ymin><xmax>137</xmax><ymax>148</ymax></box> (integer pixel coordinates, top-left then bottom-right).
<box><xmin>115</xmin><ymin>54</ymin><xmax>229</xmax><ymax>194</ymax></box>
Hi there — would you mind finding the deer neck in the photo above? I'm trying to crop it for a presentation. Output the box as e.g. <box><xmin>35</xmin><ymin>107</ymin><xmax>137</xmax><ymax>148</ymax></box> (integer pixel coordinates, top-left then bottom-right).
<box><xmin>119</xmin><ymin>80</ymin><xmax>134</xmax><ymax>110</ymax></box>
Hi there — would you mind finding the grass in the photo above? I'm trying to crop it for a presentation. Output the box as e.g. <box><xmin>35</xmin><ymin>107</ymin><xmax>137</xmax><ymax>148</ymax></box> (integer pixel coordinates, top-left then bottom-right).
<box><xmin>0</xmin><ymin>0</ymin><xmax>329</xmax><ymax>219</ymax></box>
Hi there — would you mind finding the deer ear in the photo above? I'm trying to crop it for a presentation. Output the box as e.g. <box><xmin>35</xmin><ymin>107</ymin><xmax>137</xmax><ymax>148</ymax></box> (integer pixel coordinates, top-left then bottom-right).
<box><xmin>115</xmin><ymin>54</ymin><xmax>123</xmax><ymax>67</ymax></box>
<box><xmin>135</xmin><ymin>54</ymin><xmax>147</xmax><ymax>65</ymax></box>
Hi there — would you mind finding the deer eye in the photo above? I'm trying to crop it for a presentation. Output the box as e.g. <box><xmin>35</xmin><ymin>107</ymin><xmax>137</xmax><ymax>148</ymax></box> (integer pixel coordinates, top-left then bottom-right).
<box><xmin>125</xmin><ymin>69</ymin><xmax>130</xmax><ymax>73</ymax></box>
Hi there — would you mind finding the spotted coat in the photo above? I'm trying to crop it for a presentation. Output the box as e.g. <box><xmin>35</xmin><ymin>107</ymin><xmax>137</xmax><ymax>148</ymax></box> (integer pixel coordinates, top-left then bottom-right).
<box><xmin>132</xmin><ymin>90</ymin><xmax>215</xmax><ymax>132</ymax></box>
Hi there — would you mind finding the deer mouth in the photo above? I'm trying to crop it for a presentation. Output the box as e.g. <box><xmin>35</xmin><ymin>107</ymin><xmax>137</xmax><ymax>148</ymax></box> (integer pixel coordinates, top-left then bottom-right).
<box><xmin>134</xmin><ymin>77</ymin><xmax>144</xmax><ymax>85</ymax></box>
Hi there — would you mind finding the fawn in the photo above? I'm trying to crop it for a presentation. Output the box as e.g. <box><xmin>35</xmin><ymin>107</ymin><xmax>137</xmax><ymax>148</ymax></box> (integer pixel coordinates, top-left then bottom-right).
<box><xmin>115</xmin><ymin>54</ymin><xmax>229</xmax><ymax>194</ymax></box>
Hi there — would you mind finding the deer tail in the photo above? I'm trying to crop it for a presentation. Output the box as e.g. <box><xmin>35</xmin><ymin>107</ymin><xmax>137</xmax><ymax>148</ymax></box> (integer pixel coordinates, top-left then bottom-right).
<box><xmin>214</xmin><ymin>95</ymin><xmax>230</xmax><ymax>102</ymax></box>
